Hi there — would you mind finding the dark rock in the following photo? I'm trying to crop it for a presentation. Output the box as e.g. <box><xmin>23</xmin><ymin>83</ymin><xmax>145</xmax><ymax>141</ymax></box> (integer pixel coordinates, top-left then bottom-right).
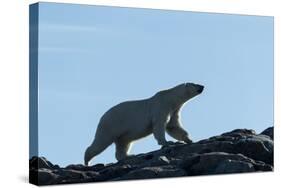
<box><xmin>158</xmin><ymin>156</ymin><xmax>170</xmax><ymax>164</ymax></box>
<box><xmin>117</xmin><ymin>166</ymin><xmax>186</xmax><ymax>180</ymax></box>
<box><xmin>235</xmin><ymin>136</ymin><xmax>273</xmax><ymax>165</ymax></box>
<box><xmin>37</xmin><ymin>168</ymin><xmax>60</xmax><ymax>185</ymax></box>
<box><xmin>65</xmin><ymin>163</ymin><xmax>105</xmax><ymax>172</ymax></box>
<box><xmin>30</xmin><ymin>156</ymin><xmax>56</xmax><ymax>170</ymax></box>
<box><xmin>143</xmin><ymin>153</ymin><xmax>154</xmax><ymax>160</ymax></box>
<box><xmin>84</xmin><ymin>171</ymin><xmax>100</xmax><ymax>178</ymax></box>
<box><xmin>57</xmin><ymin>169</ymin><xmax>86</xmax><ymax>179</ymax></box>
<box><xmin>214</xmin><ymin>159</ymin><xmax>255</xmax><ymax>174</ymax></box>
<box><xmin>98</xmin><ymin>164</ymin><xmax>135</xmax><ymax>181</ymax></box>
<box><xmin>116</xmin><ymin>154</ymin><xmax>147</xmax><ymax>167</ymax></box>
<box><xmin>65</xmin><ymin>164</ymin><xmax>92</xmax><ymax>171</ymax></box>
<box><xmin>179</xmin><ymin>154</ymin><xmax>201</xmax><ymax>170</ymax></box>
<box><xmin>182</xmin><ymin>152</ymin><xmax>257</xmax><ymax>175</ymax></box>
<box><xmin>92</xmin><ymin>163</ymin><xmax>106</xmax><ymax>171</ymax></box>
<box><xmin>260</xmin><ymin>127</ymin><xmax>273</xmax><ymax>140</ymax></box>
<box><xmin>140</xmin><ymin>155</ymin><xmax>170</xmax><ymax>168</ymax></box>
<box><xmin>193</xmin><ymin>130</ymin><xmax>273</xmax><ymax>165</ymax></box>
<box><xmin>221</xmin><ymin>129</ymin><xmax>256</xmax><ymax>137</ymax></box>
<box><xmin>29</xmin><ymin>126</ymin><xmax>274</xmax><ymax>185</ymax></box>
<box><xmin>252</xmin><ymin>160</ymin><xmax>273</xmax><ymax>171</ymax></box>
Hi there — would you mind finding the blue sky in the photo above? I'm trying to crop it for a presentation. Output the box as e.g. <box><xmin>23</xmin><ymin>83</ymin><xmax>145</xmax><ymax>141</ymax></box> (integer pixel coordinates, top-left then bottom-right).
<box><xmin>34</xmin><ymin>2</ymin><xmax>273</xmax><ymax>166</ymax></box>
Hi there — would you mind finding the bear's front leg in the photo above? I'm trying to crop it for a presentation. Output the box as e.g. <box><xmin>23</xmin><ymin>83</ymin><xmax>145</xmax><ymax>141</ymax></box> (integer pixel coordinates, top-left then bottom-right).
<box><xmin>152</xmin><ymin>120</ymin><xmax>174</xmax><ymax>146</ymax></box>
<box><xmin>166</xmin><ymin>126</ymin><xmax>193</xmax><ymax>144</ymax></box>
<box><xmin>166</xmin><ymin>113</ymin><xmax>193</xmax><ymax>144</ymax></box>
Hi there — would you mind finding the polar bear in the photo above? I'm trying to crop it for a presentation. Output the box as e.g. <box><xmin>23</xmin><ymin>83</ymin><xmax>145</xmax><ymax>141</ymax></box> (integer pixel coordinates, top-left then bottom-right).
<box><xmin>84</xmin><ymin>83</ymin><xmax>204</xmax><ymax>165</ymax></box>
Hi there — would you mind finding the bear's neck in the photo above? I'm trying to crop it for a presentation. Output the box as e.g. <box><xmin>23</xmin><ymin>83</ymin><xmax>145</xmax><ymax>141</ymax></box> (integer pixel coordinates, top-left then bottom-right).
<box><xmin>152</xmin><ymin>91</ymin><xmax>186</xmax><ymax>111</ymax></box>
<box><xmin>167</xmin><ymin>98</ymin><xmax>186</xmax><ymax>111</ymax></box>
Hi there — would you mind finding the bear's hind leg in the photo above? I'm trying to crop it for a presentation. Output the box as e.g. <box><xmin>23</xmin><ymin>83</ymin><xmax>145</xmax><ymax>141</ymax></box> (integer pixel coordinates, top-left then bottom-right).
<box><xmin>115</xmin><ymin>139</ymin><xmax>132</xmax><ymax>161</ymax></box>
<box><xmin>84</xmin><ymin>138</ymin><xmax>113</xmax><ymax>166</ymax></box>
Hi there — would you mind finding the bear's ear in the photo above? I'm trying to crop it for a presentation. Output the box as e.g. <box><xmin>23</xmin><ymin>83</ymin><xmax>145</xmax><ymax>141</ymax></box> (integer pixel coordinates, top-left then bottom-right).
<box><xmin>184</xmin><ymin>82</ymin><xmax>191</xmax><ymax>87</ymax></box>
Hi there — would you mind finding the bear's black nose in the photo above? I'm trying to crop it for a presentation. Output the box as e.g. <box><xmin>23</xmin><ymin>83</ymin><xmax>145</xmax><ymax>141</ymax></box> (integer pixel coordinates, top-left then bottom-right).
<box><xmin>197</xmin><ymin>85</ymin><xmax>204</xmax><ymax>93</ymax></box>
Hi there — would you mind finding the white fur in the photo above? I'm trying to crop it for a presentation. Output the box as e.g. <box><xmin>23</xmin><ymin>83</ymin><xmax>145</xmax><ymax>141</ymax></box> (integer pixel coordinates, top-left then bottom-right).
<box><xmin>84</xmin><ymin>83</ymin><xmax>204</xmax><ymax>165</ymax></box>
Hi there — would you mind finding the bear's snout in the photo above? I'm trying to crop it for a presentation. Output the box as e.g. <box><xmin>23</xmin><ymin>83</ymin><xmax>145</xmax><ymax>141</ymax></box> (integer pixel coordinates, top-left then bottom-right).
<box><xmin>197</xmin><ymin>85</ymin><xmax>204</xmax><ymax>93</ymax></box>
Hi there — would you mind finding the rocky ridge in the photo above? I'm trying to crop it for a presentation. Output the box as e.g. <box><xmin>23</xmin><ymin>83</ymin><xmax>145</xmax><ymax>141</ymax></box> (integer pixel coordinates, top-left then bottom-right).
<box><xmin>29</xmin><ymin>127</ymin><xmax>273</xmax><ymax>185</ymax></box>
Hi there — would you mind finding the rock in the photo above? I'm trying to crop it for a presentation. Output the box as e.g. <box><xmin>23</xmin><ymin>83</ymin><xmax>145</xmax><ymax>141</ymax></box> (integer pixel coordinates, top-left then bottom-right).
<box><xmin>83</xmin><ymin>171</ymin><xmax>100</xmax><ymax>178</ymax></box>
<box><xmin>65</xmin><ymin>163</ymin><xmax>105</xmax><ymax>172</ymax></box>
<box><xmin>235</xmin><ymin>136</ymin><xmax>273</xmax><ymax>165</ymax></box>
<box><xmin>193</xmin><ymin>129</ymin><xmax>273</xmax><ymax>165</ymax></box>
<box><xmin>142</xmin><ymin>153</ymin><xmax>154</xmax><ymax>160</ymax></box>
<box><xmin>214</xmin><ymin>159</ymin><xmax>255</xmax><ymax>174</ymax></box>
<box><xmin>140</xmin><ymin>155</ymin><xmax>171</xmax><ymax>168</ymax></box>
<box><xmin>29</xmin><ymin>126</ymin><xmax>274</xmax><ymax>185</ymax></box>
<box><xmin>92</xmin><ymin>163</ymin><xmax>106</xmax><ymax>171</ymax></box>
<box><xmin>117</xmin><ymin>166</ymin><xmax>186</xmax><ymax>180</ymax></box>
<box><xmin>65</xmin><ymin>164</ymin><xmax>92</xmax><ymax>171</ymax></box>
<box><xmin>37</xmin><ymin>168</ymin><xmax>60</xmax><ymax>185</ymax></box>
<box><xmin>260</xmin><ymin>127</ymin><xmax>273</xmax><ymax>140</ymax></box>
<box><xmin>221</xmin><ymin>129</ymin><xmax>256</xmax><ymax>136</ymax></box>
<box><xmin>181</xmin><ymin>152</ymin><xmax>256</xmax><ymax>175</ymax></box>
<box><xmin>30</xmin><ymin>156</ymin><xmax>56</xmax><ymax>169</ymax></box>
<box><xmin>158</xmin><ymin>156</ymin><xmax>170</xmax><ymax>164</ymax></box>
<box><xmin>57</xmin><ymin>169</ymin><xmax>86</xmax><ymax>179</ymax></box>
<box><xmin>97</xmin><ymin>164</ymin><xmax>135</xmax><ymax>181</ymax></box>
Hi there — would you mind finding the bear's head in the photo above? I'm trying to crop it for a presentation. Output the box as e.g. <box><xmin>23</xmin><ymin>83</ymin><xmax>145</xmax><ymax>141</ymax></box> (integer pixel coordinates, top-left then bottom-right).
<box><xmin>173</xmin><ymin>82</ymin><xmax>204</xmax><ymax>102</ymax></box>
<box><xmin>155</xmin><ymin>82</ymin><xmax>204</xmax><ymax>105</ymax></box>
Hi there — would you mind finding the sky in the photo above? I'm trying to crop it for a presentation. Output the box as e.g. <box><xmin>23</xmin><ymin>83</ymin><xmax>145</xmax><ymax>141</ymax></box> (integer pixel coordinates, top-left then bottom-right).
<box><xmin>33</xmin><ymin>2</ymin><xmax>273</xmax><ymax>166</ymax></box>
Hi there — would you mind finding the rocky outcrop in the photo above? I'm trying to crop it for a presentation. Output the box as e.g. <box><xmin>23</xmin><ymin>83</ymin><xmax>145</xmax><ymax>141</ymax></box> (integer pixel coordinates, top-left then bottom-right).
<box><xmin>260</xmin><ymin>127</ymin><xmax>273</xmax><ymax>140</ymax></box>
<box><xmin>29</xmin><ymin>127</ymin><xmax>273</xmax><ymax>185</ymax></box>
